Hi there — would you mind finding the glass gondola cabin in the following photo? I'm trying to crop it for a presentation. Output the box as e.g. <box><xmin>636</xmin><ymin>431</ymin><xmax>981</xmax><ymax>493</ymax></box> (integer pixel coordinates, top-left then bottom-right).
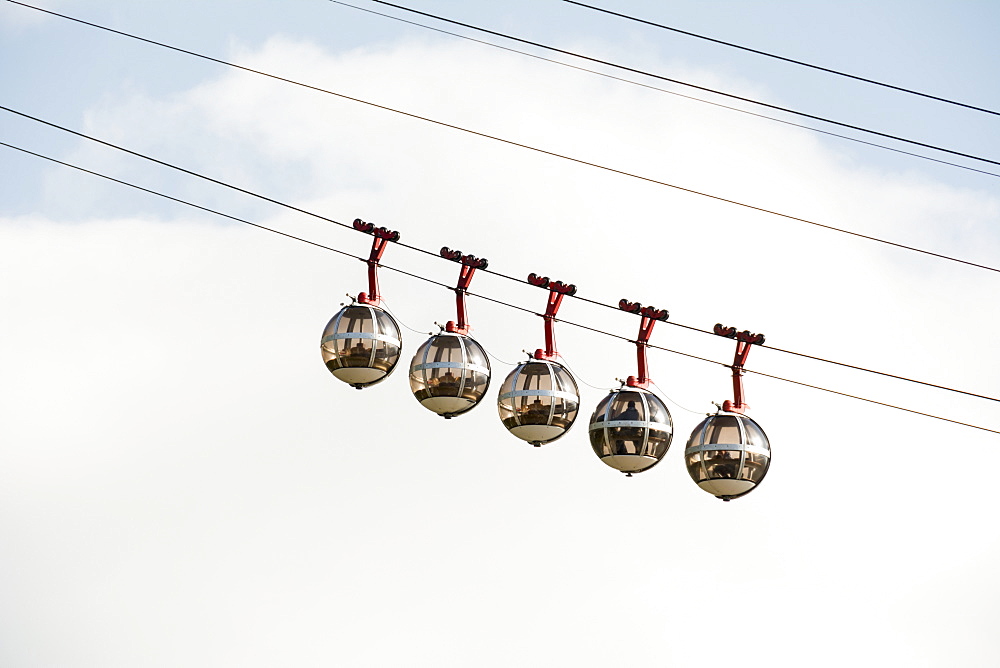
<box><xmin>589</xmin><ymin>388</ymin><xmax>673</xmax><ymax>475</ymax></box>
<box><xmin>409</xmin><ymin>333</ymin><xmax>491</xmax><ymax>418</ymax></box>
<box><xmin>320</xmin><ymin>304</ymin><xmax>402</xmax><ymax>389</ymax></box>
<box><xmin>685</xmin><ymin>412</ymin><xmax>770</xmax><ymax>500</ymax></box>
<box><xmin>498</xmin><ymin>360</ymin><xmax>579</xmax><ymax>445</ymax></box>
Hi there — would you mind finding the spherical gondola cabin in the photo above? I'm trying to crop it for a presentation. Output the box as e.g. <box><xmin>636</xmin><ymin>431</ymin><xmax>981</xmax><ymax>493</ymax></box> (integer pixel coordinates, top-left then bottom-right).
<box><xmin>589</xmin><ymin>388</ymin><xmax>673</xmax><ymax>476</ymax></box>
<box><xmin>498</xmin><ymin>359</ymin><xmax>579</xmax><ymax>446</ymax></box>
<box><xmin>409</xmin><ymin>333</ymin><xmax>491</xmax><ymax>418</ymax></box>
<box><xmin>320</xmin><ymin>303</ymin><xmax>402</xmax><ymax>389</ymax></box>
<box><xmin>684</xmin><ymin>412</ymin><xmax>770</xmax><ymax>501</ymax></box>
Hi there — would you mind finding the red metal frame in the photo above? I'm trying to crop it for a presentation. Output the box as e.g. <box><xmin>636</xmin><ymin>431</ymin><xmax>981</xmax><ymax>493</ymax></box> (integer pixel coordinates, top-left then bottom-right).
<box><xmin>527</xmin><ymin>273</ymin><xmax>576</xmax><ymax>360</ymax></box>
<box><xmin>440</xmin><ymin>247</ymin><xmax>488</xmax><ymax>334</ymax></box>
<box><xmin>713</xmin><ymin>324</ymin><xmax>766</xmax><ymax>413</ymax></box>
<box><xmin>353</xmin><ymin>218</ymin><xmax>400</xmax><ymax>305</ymax></box>
<box><xmin>619</xmin><ymin>300</ymin><xmax>669</xmax><ymax>389</ymax></box>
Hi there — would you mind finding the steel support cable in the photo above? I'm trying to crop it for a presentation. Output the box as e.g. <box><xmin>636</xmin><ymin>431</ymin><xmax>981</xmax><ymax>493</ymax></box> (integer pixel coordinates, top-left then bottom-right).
<box><xmin>366</xmin><ymin>0</ymin><xmax>1000</xmax><ymax>168</ymax></box>
<box><xmin>0</xmin><ymin>141</ymin><xmax>450</xmax><ymax>288</ymax></box>
<box><xmin>4</xmin><ymin>104</ymin><xmax>998</xmax><ymax>406</ymax></box>
<box><xmin>745</xmin><ymin>369</ymin><xmax>999</xmax><ymax>435</ymax></box>
<box><xmin>4</xmin><ymin>140</ymin><xmax>997</xmax><ymax>436</ymax></box>
<box><xmin>563</xmin><ymin>0</ymin><xmax>1000</xmax><ymax>117</ymax></box>
<box><xmin>328</xmin><ymin>0</ymin><xmax>1000</xmax><ymax>180</ymax></box>
<box><xmin>4</xmin><ymin>104</ymin><xmax>997</xmax><ymax>406</ymax></box>
<box><xmin>4</xmin><ymin>3</ymin><xmax>999</xmax><ymax>274</ymax></box>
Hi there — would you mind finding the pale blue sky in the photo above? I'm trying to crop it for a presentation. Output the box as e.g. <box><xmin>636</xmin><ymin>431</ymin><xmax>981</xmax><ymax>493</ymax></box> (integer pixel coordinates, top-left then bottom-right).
<box><xmin>1</xmin><ymin>2</ymin><xmax>998</xmax><ymax>666</ymax></box>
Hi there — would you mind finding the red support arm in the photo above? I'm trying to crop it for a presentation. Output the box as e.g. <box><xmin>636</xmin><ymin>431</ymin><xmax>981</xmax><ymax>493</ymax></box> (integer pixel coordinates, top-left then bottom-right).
<box><xmin>714</xmin><ymin>324</ymin><xmax>766</xmax><ymax>413</ymax></box>
<box><xmin>353</xmin><ymin>218</ymin><xmax>400</xmax><ymax>305</ymax></box>
<box><xmin>619</xmin><ymin>300</ymin><xmax>669</xmax><ymax>388</ymax></box>
<box><xmin>440</xmin><ymin>247</ymin><xmax>488</xmax><ymax>334</ymax></box>
<box><xmin>528</xmin><ymin>273</ymin><xmax>576</xmax><ymax>360</ymax></box>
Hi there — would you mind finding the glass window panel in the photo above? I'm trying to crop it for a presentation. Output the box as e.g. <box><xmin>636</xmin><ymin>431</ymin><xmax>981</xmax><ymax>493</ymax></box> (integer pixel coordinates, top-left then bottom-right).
<box><xmin>608</xmin><ymin>425</ymin><xmax>645</xmax><ymax>455</ymax></box>
<box><xmin>520</xmin><ymin>396</ymin><xmax>554</xmax><ymax>425</ymax></box>
<box><xmin>686</xmin><ymin>453</ymin><xmax>708</xmax><ymax>482</ymax></box>
<box><xmin>742</xmin><ymin>418</ymin><xmax>769</xmax><ymax>450</ymax></box>
<box><xmin>705</xmin><ymin>449</ymin><xmax>741</xmax><ymax>478</ymax></box>
<box><xmin>705</xmin><ymin>416</ymin><xmax>741</xmax><ymax>445</ymax></box>
<box><xmin>590</xmin><ymin>428</ymin><xmax>613</xmax><ymax>457</ymax></box>
<box><xmin>460</xmin><ymin>370</ymin><xmax>483</xmax><ymax>401</ymax></box>
<box><xmin>338</xmin><ymin>307</ymin><xmax>374</xmax><ymax>335</ymax></box>
<box><xmin>686</xmin><ymin>419</ymin><xmax>707</xmax><ymax>449</ymax></box>
<box><xmin>341</xmin><ymin>338</ymin><xmax>375</xmax><ymax>367</ymax></box>
<box><xmin>428</xmin><ymin>365</ymin><xmax>462</xmax><ymax>395</ymax></box>
<box><xmin>740</xmin><ymin>452</ymin><xmax>769</xmax><ymax>482</ymax></box>
<box><xmin>517</xmin><ymin>363</ymin><xmax>553</xmax><ymax>393</ymax></box>
<box><xmin>646</xmin><ymin>395</ymin><xmax>667</xmax><ymax>424</ymax></box>
<box><xmin>374</xmin><ymin>309</ymin><xmax>396</xmax><ymax>336</ymax></box>
<box><xmin>645</xmin><ymin>432</ymin><xmax>671</xmax><ymax>459</ymax></box>
<box><xmin>610</xmin><ymin>392</ymin><xmax>643</xmax><ymax>422</ymax></box>
<box><xmin>466</xmin><ymin>341</ymin><xmax>488</xmax><ymax>368</ymax></box>
<box><xmin>431</xmin><ymin>336</ymin><xmax>462</xmax><ymax>363</ymax></box>
<box><xmin>592</xmin><ymin>395</ymin><xmax>613</xmax><ymax>423</ymax></box>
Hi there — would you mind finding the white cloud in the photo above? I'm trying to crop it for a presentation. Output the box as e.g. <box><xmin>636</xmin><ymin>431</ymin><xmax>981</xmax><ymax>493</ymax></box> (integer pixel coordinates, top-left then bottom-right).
<box><xmin>2</xmin><ymin>34</ymin><xmax>999</xmax><ymax>667</ymax></box>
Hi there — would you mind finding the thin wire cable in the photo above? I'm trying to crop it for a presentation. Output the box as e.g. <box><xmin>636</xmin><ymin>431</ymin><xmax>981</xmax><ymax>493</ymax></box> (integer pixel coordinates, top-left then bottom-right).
<box><xmin>0</xmin><ymin>141</ymin><xmax>363</xmax><ymax>261</ymax></box>
<box><xmin>328</xmin><ymin>0</ymin><xmax>1000</xmax><ymax>180</ymax></box>
<box><xmin>4</xmin><ymin>104</ymin><xmax>996</xmax><ymax>405</ymax></box>
<box><xmin>556</xmin><ymin>354</ymin><xmax>615</xmax><ymax>392</ymax></box>
<box><xmin>563</xmin><ymin>0</ymin><xmax>1000</xmax><ymax>117</ymax></box>
<box><xmin>747</xmin><ymin>369</ymin><xmax>999</xmax><ymax>435</ymax></box>
<box><xmin>478</xmin><ymin>342</ymin><xmax>519</xmax><ymax>367</ymax></box>
<box><xmin>649</xmin><ymin>380</ymin><xmax>711</xmax><ymax>416</ymax></box>
<box><xmin>4</xmin><ymin>139</ymin><xmax>996</xmax><ymax>435</ymax></box>
<box><xmin>5</xmin><ymin>4</ymin><xmax>999</xmax><ymax>274</ymax></box>
<box><xmin>366</xmin><ymin>0</ymin><xmax>1000</xmax><ymax>168</ymax></box>
<box><xmin>377</xmin><ymin>299</ymin><xmax>436</xmax><ymax>336</ymax></box>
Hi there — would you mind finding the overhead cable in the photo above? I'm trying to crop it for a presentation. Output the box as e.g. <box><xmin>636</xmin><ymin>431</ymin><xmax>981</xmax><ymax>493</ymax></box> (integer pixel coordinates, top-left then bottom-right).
<box><xmin>1</xmin><ymin>10</ymin><xmax>998</xmax><ymax>275</ymax></box>
<box><xmin>563</xmin><ymin>0</ymin><xmax>1000</xmax><ymax>117</ymax></box>
<box><xmin>365</xmin><ymin>0</ymin><xmax>1000</xmax><ymax>168</ymax></box>
<box><xmin>3</xmin><ymin>102</ymin><xmax>997</xmax><ymax>406</ymax></box>
<box><xmin>4</xmin><ymin>139</ymin><xmax>996</xmax><ymax>436</ymax></box>
<box><xmin>328</xmin><ymin>0</ymin><xmax>1000</xmax><ymax>180</ymax></box>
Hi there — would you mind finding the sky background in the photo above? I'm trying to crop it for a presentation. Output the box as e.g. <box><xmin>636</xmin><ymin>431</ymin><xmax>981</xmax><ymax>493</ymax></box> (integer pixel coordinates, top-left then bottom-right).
<box><xmin>2</xmin><ymin>1</ymin><xmax>999</xmax><ymax>666</ymax></box>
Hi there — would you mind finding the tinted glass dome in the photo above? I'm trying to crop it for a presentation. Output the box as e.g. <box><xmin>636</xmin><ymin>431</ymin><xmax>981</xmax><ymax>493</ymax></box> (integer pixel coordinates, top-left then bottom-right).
<box><xmin>320</xmin><ymin>304</ymin><xmax>402</xmax><ymax>389</ymax></box>
<box><xmin>497</xmin><ymin>360</ymin><xmax>579</xmax><ymax>445</ymax></box>
<box><xmin>685</xmin><ymin>412</ymin><xmax>770</xmax><ymax>500</ymax></box>
<box><xmin>409</xmin><ymin>333</ymin><xmax>491</xmax><ymax>418</ymax></box>
<box><xmin>589</xmin><ymin>388</ymin><xmax>673</xmax><ymax>475</ymax></box>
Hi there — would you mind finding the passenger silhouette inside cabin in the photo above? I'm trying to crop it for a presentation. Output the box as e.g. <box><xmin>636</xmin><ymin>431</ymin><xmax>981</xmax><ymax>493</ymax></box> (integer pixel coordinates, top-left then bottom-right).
<box><xmin>612</xmin><ymin>401</ymin><xmax>642</xmax><ymax>455</ymax></box>
<box><xmin>709</xmin><ymin>450</ymin><xmax>739</xmax><ymax>478</ymax></box>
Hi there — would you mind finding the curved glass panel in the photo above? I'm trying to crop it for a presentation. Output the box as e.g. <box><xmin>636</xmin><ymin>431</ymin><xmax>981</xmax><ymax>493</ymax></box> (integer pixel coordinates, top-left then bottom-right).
<box><xmin>548</xmin><ymin>364</ymin><xmax>580</xmax><ymax>431</ymax></box>
<box><xmin>742</xmin><ymin>417</ymin><xmax>770</xmax><ymax>450</ymax></box>
<box><xmin>703</xmin><ymin>448</ymin><xmax>743</xmax><ymax>479</ymax></box>
<box><xmin>704</xmin><ymin>415</ymin><xmax>741</xmax><ymax>445</ymax></box>
<box><xmin>461</xmin><ymin>338</ymin><xmax>491</xmax><ymax>403</ymax></box>
<box><xmin>686</xmin><ymin>451</ymin><xmax>709</xmax><ymax>482</ymax></box>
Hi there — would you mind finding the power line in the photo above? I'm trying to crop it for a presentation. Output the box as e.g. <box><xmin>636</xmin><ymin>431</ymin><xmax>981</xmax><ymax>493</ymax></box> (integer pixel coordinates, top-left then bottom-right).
<box><xmin>366</xmin><ymin>0</ymin><xmax>1000</xmax><ymax>168</ymax></box>
<box><xmin>328</xmin><ymin>1</ymin><xmax>1000</xmax><ymax>180</ymax></box>
<box><xmin>563</xmin><ymin>0</ymin><xmax>1000</xmax><ymax>117</ymax></box>
<box><xmin>2</xmin><ymin>8</ymin><xmax>998</xmax><ymax>276</ymax></box>
<box><xmin>3</xmin><ymin>102</ymin><xmax>997</xmax><ymax>406</ymax></box>
<box><xmin>5</xmin><ymin>139</ymin><xmax>996</xmax><ymax>436</ymax></box>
